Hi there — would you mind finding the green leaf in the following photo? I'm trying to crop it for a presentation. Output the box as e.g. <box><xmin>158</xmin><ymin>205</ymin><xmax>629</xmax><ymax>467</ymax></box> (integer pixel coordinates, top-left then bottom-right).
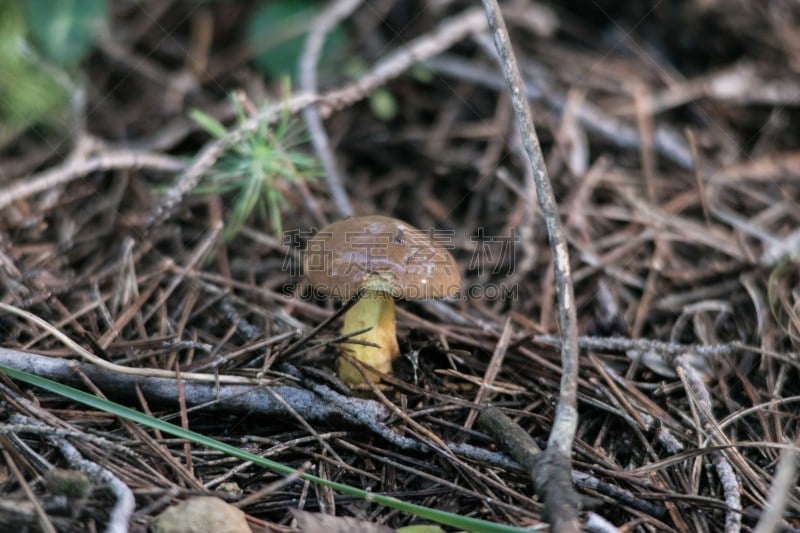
<box><xmin>0</xmin><ymin>2</ymin><xmax>69</xmax><ymax>135</ymax></box>
<box><xmin>410</xmin><ymin>64</ymin><xmax>435</xmax><ymax>84</ymax></box>
<box><xmin>246</xmin><ymin>0</ymin><xmax>346</xmax><ymax>79</ymax></box>
<box><xmin>369</xmin><ymin>87</ymin><xmax>399</xmax><ymax>122</ymax></box>
<box><xmin>24</xmin><ymin>0</ymin><xmax>106</xmax><ymax>66</ymax></box>
<box><xmin>0</xmin><ymin>363</ymin><xmax>530</xmax><ymax>533</ymax></box>
<box><xmin>189</xmin><ymin>109</ymin><xmax>229</xmax><ymax>139</ymax></box>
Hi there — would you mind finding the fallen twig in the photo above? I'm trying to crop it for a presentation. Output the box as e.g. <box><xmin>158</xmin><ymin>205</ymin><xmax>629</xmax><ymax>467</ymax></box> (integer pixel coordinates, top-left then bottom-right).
<box><xmin>675</xmin><ymin>354</ymin><xmax>742</xmax><ymax>533</ymax></box>
<box><xmin>299</xmin><ymin>0</ymin><xmax>361</xmax><ymax>218</ymax></box>
<box><xmin>11</xmin><ymin>414</ymin><xmax>135</xmax><ymax>533</ymax></box>
<box><xmin>478</xmin><ymin>406</ymin><xmax>667</xmax><ymax>520</ymax></box>
<box><xmin>0</xmin><ymin>146</ymin><xmax>184</xmax><ymax>211</ymax></box>
<box><xmin>480</xmin><ymin>1</ymin><xmax>582</xmax><ymax>529</ymax></box>
<box><xmin>0</xmin><ymin>347</ymin><xmax>388</xmax><ymax>426</ymax></box>
<box><xmin>0</xmin><ymin>348</ymin><xmax>517</xmax><ymax>470</ymax></box>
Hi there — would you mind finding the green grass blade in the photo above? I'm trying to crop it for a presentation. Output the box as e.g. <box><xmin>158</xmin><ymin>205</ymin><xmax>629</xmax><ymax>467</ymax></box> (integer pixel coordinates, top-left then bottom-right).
<box><xmin>0</xmin><ymin>364</ymin><xmax>530</xmax><ymax>533</ymax></box>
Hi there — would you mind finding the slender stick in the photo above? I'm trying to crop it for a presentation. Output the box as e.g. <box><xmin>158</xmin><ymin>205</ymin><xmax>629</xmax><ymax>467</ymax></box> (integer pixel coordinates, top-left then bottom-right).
<box><xmin>480</xmin><ymin>1</ymin><xmax>582</xmax><ymax>530</ymax></box>
<box><xmin>299</xmin><ymin>0</ymin><xmax>362</xmax><ymax>218</ymax></box>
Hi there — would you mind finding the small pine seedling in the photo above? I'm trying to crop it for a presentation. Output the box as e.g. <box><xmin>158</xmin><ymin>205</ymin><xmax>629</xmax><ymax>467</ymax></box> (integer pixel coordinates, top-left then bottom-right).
<box><xmin>190</xmin><ymin>91</ymin><xmax>319</xmax><ymax>240</ymax></box>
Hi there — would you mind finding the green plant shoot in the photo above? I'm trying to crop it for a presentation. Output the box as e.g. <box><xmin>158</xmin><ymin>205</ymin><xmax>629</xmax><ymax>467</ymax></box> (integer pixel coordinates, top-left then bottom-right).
<box><xmin>190</xmin><ymin>93</ymin><xmax>319</xmax><ymax>240</ymax></box>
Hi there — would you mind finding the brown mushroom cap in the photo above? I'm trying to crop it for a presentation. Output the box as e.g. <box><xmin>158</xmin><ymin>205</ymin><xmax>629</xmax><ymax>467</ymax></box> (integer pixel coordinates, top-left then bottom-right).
<box><xmin>303</xmin><ymin>215</ymin><xmax>461</xmax><ymax>301</ymax></box>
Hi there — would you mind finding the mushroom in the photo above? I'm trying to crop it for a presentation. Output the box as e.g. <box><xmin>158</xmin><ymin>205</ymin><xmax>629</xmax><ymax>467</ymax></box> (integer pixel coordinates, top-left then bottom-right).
<box><xmin>303</xmin><ymin>215</ymin><xmax>461</xmax><ymax>385</ymax></box>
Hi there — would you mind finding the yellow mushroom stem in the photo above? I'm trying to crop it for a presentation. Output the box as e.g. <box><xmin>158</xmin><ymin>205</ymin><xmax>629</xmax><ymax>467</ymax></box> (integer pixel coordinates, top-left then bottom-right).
<box><xmin>338</xmin><ymin>291</ymin><xmax>400</xmax><ymax>385</ymax></box>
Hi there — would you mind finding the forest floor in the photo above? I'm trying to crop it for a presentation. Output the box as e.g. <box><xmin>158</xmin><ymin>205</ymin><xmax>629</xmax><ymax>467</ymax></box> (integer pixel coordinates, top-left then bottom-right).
<box><xmin>1</xmin><ymin>1</ymin><xmax>799</xmax><ymax>531</ymax></box>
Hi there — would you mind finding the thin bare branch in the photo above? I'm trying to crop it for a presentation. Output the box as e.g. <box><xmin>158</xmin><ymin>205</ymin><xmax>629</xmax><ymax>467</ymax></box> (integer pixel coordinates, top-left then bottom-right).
<box><xmin>480</xmin><ymin>1</ymin><xmax>582</xmax><ymax>529</ymax></box>
<box><xmin>299</xmin><ymin>0</ymin><xmax>362</xmax><ymax>218</ymax></box>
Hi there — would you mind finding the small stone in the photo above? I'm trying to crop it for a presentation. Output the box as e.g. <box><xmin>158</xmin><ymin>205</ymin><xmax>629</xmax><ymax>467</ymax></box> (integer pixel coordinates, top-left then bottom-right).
<box><xmin>155</xmin><ymin>496</ymin><xmax>251</xmax><ymax>533</ymax></box>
